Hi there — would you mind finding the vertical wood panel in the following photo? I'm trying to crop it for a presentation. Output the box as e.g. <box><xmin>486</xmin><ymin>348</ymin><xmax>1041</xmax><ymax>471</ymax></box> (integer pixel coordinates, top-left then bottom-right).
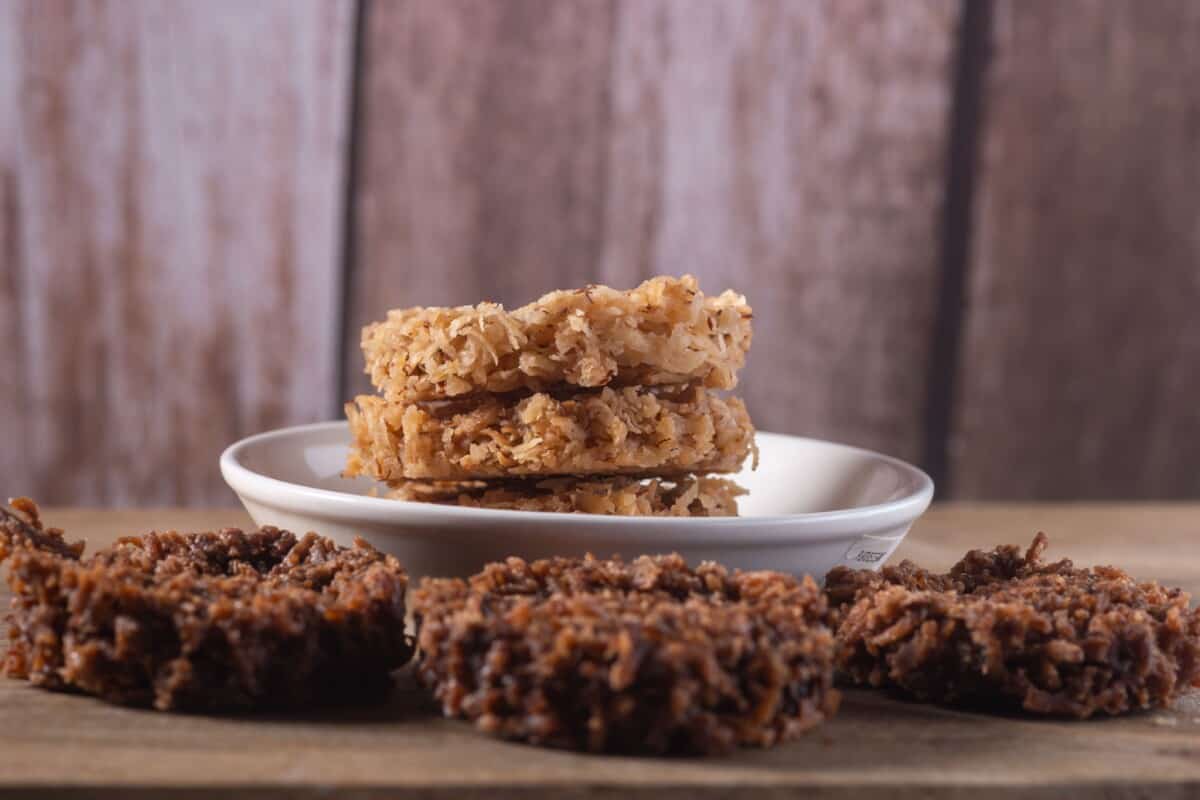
<box><xmin>0</xmin><ymin>5</ymin><xmax>27</xmax><ymax>506</ymax></box>
<box><xmin>347</xmin><ymin>0</ymin><xmax>959</xmax><ymax>466</ymax></box>
<box><xmin>601</xmin><ymin>0</ymin><xmax>959</xmax><ymax>462</ymax></box>
<box><xmin>345</xmin><ymin>0</ymin><xmax>619</xmax><ymax>398</ymax></box>
<box><xmin>0</xmin><ymin>0</ymin><xmax>354</xmax><ymax>505</ymax></box>
<box><xmin>950</xmin><ymin>0</ymin><xmax>1200</xmax><ymax>499</ymax></box>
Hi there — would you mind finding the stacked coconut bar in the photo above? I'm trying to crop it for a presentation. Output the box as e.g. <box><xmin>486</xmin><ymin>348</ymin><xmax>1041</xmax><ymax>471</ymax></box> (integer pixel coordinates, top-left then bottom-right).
<box><xmin>344</xmin><ymin>275</ymin><xmax>757</xmax><ymax>516</ymax></box>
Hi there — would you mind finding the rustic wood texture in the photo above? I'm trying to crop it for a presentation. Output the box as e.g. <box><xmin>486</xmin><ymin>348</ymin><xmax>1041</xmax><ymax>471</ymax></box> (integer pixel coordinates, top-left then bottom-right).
<box><xmin>6</xmin><ymin>0</ymin><xmax>1200</xmax><ymax>506</ymax></box>
<box><xmin>0</xmin><ymin>0</ymin><xmax>354</xmax><ymax>506</ymax></box>
<box><xmin>605</xmin><ymin>0</ymin><xmax>959</xmax><ymax>464</ymax></box>
<box><xmin>346</xmin><ymin>0</ymin><xmax>618</xmax><ymax>395</ymax></box>
<box><xmin>948</xmin><ymin>0</ymin><xmax>1200</xmax><ymax>499</ymax></box>
<box><xmin>2</xmin><ymin>504</ymin><xmax>1199</xmax><ymax>799</ymax></box>
<box><xmin>346</xmin><ymin>0</ymin><xmax>960</xmax><ymax>467</ymax></box>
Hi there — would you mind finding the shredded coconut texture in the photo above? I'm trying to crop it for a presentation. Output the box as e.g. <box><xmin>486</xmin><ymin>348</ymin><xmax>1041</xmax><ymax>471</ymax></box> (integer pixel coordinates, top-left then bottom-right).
<box><xmin>361</xmin><ymin>274</ymin><xmax>753</xmax><ymax>401</ymax></box>
<box><xmin>413</xmin><ymin>553</ymin><xmax>839</xmax><ymax>754</ymax></box>
<box><xmin>825</xmin><ymin>534</ymin><xmax>1200</xmax><ymax>717</ymax></box>
<box><xmin>1</xmin><ymin>498</ymin><xmax>413</xmax><ymax>711</ymax></box>
<box><xmin>383</xmin><ymin>475</ymin><xmax>745</xmax><ymax>516</ymax></box>
<box><xmin>345</xmin><ymin>384</ymin><xmax>756</xmax><ymax>481</ymax></box>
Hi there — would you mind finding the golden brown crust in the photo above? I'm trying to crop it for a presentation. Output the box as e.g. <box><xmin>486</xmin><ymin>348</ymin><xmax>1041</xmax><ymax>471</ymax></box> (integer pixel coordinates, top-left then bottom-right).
<box><xmin>825</xmin><ymin>534</ymin><xmax>1200</xmax><ymax>717</ymax></box>
<box><xmin>361</xmin><ymin>275</ymin><xmax>752</xmax><ymax>401</ymax></box>
<box><xmin>382</xmin><ymin>475</ymin><xmax>745</xmax><ymax>516</ymax></box>
<box><xmin>1</xmin><ymin>498</ymin><xmax>413</xmax><ymax>711</ymax></box>
<box><xmin>345</xmin><ymin>384</ymin><xmax>757</xmax><ymax>481</ymax></box>
<box><xmin>413</xmin><ymin>554</ymin><xmax>838</xmax><ymax>754</ymax></box>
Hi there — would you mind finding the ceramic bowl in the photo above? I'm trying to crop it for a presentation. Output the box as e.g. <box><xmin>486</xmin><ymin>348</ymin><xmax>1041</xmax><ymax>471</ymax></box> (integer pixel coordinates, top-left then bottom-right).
<box><xmin>219</xmin><ymin>421</ymin><xmax>933</xmax><ymax>580</ymax></box>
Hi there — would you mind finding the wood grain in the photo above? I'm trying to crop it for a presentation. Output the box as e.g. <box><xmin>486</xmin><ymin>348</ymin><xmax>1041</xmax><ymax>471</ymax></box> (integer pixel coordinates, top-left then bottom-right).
<box><xmin>1</xmin><ymin>504</ymin><xmax>1198</xmax><ymax>799</ymax></box>
<box><xmin>949</xmin><ymin>0</ymin><xmax>1200</xmax><ymax>499</ymax></box>
<box><xmin>344</xmin><ymin>0</ymin><xmax>619</xmax><ymax>398</ymax></box>
<box><xmin>0</xmin><ymin>0</ymin><xmax>355</xmax><ymax>505</ymax></box>
<box><xmin>6</xmin><ymin>0</ymin><xmax>1197</xmax><ymax>504</ymax></box>
<box><xmin>346</xmin><ymin>1</ymin><xmax>961</xmax><ymax>467</ymax></box>
<box><xmin>602</xmin><ymin>0</ymin><xmax>959</xmax><ymax>464</ymax></box>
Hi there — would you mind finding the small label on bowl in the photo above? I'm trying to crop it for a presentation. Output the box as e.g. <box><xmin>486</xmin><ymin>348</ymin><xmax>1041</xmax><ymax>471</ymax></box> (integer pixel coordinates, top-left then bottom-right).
<box><xmin>842</xmin><ymin>535</ymin><xmax>903</xmax><ymax>569</ymax></box>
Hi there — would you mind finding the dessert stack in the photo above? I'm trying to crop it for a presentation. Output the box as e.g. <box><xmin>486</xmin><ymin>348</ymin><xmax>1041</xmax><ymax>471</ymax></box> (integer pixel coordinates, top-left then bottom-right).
<box><xmin>344</xmin><ymin>275</ymin><xmax>756</xmax><ymax>515</ymax></box>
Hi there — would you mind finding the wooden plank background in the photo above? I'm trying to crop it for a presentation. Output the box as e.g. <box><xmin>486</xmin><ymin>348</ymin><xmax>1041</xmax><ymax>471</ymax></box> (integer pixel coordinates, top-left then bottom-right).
<box><xmin>0</xmin><ymin>0</ymin><xmax>354</xmax><ymax>505</ymax></box>
<box><xmin>949</xmin><ymin>0</ymin><xmax>1200</xmax><ymax>499</ymax></box>
<box><xmin>346</xmin><ymin>0</ymin><xmax>960</xmax><ymax>469</ymax></box>
<box><xmin>2</xmin><ymin>0</ymin><xmax>1198</xmax><ymax>504</ymax></box>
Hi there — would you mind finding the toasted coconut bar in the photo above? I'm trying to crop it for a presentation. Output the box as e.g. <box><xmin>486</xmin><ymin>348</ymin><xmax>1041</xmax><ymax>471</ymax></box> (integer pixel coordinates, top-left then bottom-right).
<box><xmin>361</xmin><ymin>274</ymin><xmax>752</xmax><ymax>401</ymax></box>
<box><xmin>345</xmin><ymin>385</ymin><xmax>756</xmax><ymax>482</ymax></box>
<box><xmin>383</xmin><ymin>475</ymin><xmax>746</xmax><ymax>516</ymax></box>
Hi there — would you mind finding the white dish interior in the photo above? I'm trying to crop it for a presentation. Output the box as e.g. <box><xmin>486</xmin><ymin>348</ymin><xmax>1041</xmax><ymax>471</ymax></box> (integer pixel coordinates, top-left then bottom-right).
<box><xmin>220</xmin><ymin>422</ymin><xmax>933</xmax><ymax>580</ymax></box>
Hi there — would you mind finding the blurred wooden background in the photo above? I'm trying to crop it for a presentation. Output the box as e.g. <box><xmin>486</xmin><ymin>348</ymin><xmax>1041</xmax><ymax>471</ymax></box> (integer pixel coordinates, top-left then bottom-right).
<box><xmin>2</xmin><ymin>0</ymin><xmax>1198</xmax><ymax>506</ymax></box>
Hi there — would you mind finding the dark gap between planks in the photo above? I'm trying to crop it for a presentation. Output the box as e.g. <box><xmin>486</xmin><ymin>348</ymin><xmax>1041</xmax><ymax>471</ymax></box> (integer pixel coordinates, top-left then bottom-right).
<box><xmin>922</xmin><ymin>0</ymin><xmax>993</xmax><ymax>499</ymax></box>
<box><xmin>333</xmin><ymin>0</ymin><xmax>371</xmax><ymax>418</ymax></box>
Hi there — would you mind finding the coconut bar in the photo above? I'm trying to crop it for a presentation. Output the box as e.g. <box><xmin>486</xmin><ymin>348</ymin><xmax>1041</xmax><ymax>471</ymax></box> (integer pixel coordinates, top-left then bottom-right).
<box><xmin>1</xmin><ymin>498</ymin><xmax>414</xmax><ymax>711</ymax></box>
<box><xmin>825</xmin><ymin>534</ymin><xmax>1200</xmax><ymax>717</ymax></box>
<box><xmin>345</xmin><ymin>384</ymin><xmax>756</xmax><ymax>482</ymax></box>
<box><xmin>361</xmin><ymin>274</ymin><xmax>752</xmax><ymax>402</ymax></box>
<box><xmin>383</xmin><ymin>475</ymin><xmax>745</xmax><ymax>516</ymax></box>
<box><xmin>413</xmin><ymin>553</ymin><xmax>838</xmax><ymax>754</ymax></box>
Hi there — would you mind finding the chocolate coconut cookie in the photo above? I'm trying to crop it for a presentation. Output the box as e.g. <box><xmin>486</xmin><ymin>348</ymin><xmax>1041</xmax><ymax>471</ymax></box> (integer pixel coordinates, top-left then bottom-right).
<box><xmin>826</xmin><ymin>534</ymin><xmax>1200</xmax><ymax>717</ymax></box>
<box><xmin>412</xmin><ymin>554</ymin><xmax>838</xmax><ymax>754</ymax></box>
<box><xmin>1</xmin><ymin>498</ymin><xmax>413</xmax><ymax>711</ymax></box>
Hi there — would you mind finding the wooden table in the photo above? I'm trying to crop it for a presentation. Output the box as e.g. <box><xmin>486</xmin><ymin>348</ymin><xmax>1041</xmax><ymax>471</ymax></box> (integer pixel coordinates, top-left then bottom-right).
<box><xmin>2</xmin><ymin>505</ymin><xmax>1199</xmax><ymax>799</ymax></box>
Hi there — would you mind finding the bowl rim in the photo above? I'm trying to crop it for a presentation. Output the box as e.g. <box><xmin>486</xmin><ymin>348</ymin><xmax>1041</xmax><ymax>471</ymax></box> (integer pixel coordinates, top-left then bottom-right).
<box><xmin>219</xmin><ymin>421</ymin><xmax>934</xmax><ymax>539</ymax></box>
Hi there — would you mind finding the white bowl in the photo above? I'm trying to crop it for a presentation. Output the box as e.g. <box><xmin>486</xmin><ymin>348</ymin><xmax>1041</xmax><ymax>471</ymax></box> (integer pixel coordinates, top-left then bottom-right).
<box><xmin>219</xmin><ymin>422</ymin><xmax>933</xmax><ymax>580</ymax></box>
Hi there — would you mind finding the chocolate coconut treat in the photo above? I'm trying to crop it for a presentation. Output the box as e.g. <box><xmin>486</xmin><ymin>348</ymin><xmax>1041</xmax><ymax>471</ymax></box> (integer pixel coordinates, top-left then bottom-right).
<box><xmin>413</xmin><ymin>553</ymin><xmax>838</xmax><ymax>754</ymax></box>
<box><xmin>826</xmin><ymin>534</ymin><xmax>1200</xmax><ymax>717</ymax></box>
<box><xmin>1</xmin><ymin>498</ymin><xmax>413</xmax><ymax>711</ymax></box>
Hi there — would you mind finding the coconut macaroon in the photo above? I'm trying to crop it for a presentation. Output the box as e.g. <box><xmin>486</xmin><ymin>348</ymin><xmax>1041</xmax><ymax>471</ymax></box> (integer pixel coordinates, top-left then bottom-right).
<box><xmin>384</xmin><ymin>475</ymin><xmax>745</xmax><ymax>516</ymax></box>
<box><xmin>361</xmin><ymin>274</ymin><xmax>752</xmax><ymax>402</ymax></box>
<box><xmin>412</xmin><ymin>554</ymin><xmax>839</xmax><ymax>755</ymax></box>
<box><xmin>825</xmin><ymin>534</ymin><xmax>1200</xmax><ymax>717</ymax></box>
<box><xmin>345</xmin><ymin>384</ymin><xmax>756</xmax><ymax>482</ymax></box>
<box><xmin>0</xmin><ymin>498</ymin><xmax>414</xmax><ymax>711</ymax></box>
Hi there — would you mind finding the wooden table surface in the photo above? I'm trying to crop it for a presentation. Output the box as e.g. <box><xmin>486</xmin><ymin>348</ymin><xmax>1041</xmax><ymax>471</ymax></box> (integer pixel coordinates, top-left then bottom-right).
<box><xmin>2</xmin><ymin>504</ymin><xmax>1199</xmax><ymax>799</ymax></box>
